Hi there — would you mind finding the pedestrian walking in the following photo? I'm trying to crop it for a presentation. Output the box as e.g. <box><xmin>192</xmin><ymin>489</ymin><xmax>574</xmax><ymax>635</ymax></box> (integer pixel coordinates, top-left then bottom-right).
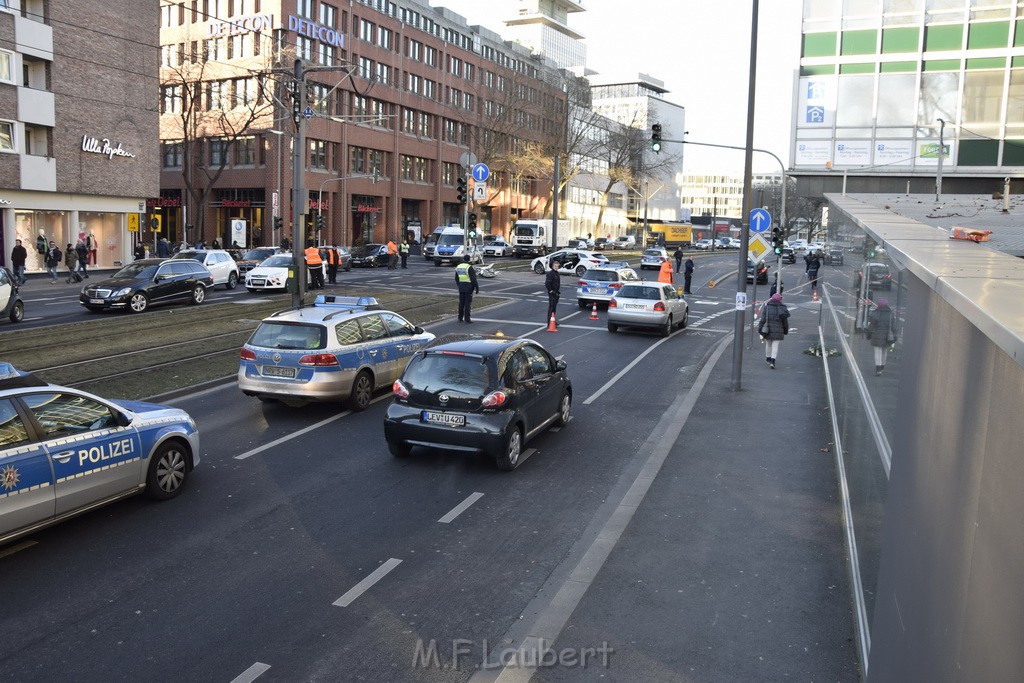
<box><xmin>10</xmin><ymin>239</ymin><xmax>27</xmax><ymax>286</ymax></box>
<box><xmin>866</xmin><ymin>298</ymin><xmax>897</xmax><ymax>376</ymax></box>
<box><xmin>304</xmin><ymin>245</ymin><xmax>325</xmax><ymax>289</ymax></box>
<box><xmin>455</xmin><ymin>254</ymin><xmax>479</xmax><ymax>323</ymax></box>
<box><xmin>399</xmin><ymin>238</ymin><xmax>410</xmax><ymax>269</ymax></box>
<box><xmin>805</xmin><ymin>249</ymin><xmax>822</xmax><ymax>295</ymax></box>
<box><xmin>75</xmin><ymin>239</ymin><xmax>89</xmax><ymax>278</ymax></box>
<box><xmin>673</xmin><ymin>246</ymin><xmax>683</xmax><ymax>273</ymax></box>
<box><xmin>134</xmin><ymin>242</ymin><xmax>146</xmax><ymax>261</ymax></box>
<box><xmin>280</xmin><ymin>236</ymin><xmax>291</xmax><ymax>251</ymax></box>
<box><xmin>64</xmin><ymin>243</ymin><xmax>78</xmax><ymax>280</ymax></box>
<box><xmin>658</xmin><ymin>258</ymin><xmax>674</xmax><ymax>284</ymax></box>
<box><xmin>769</xmin><ymin>273</ymin><xmax>785</xmax><ymax>298</ymax></box>
<box><xmin>684</xmin><ymin>257</ymin><xmax>694</xmax><ymax>294</ymax></box>
<box><xmin>157</xmin><ymin>237</ymin><xmax>170</xmax><ymax>257</ymax></box>
<box><xmin>324</xmin><ymin>245</ymin><xmax>339</xmax><ymax>284</ymax></box>
<box><xmin>44</xmin><ymin>241</ymin><xmax>61</xmax><ymax>283</ymax></box>
<box><xmin>545</xmin><ymin>260</ymin><xmax>561</xmax><ymax>326</ymax></box>
<box><xmin>758</xmin><ymin>292</ymin><xmax>791</xmax><ymax>369</ymax></box>
<box><xmin>386</xmin><ymin>240</ymin><xmax>398</xmax><ymax>270</ymax></box>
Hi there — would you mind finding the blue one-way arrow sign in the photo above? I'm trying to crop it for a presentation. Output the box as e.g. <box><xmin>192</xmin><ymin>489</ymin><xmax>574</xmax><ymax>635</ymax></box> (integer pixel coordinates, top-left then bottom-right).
<box><xmin>471</xmin><ymin>163</ymin><xmax>490</xmax><ymax>183</ymax></box>
<box><xmin>749</xmin><ymin>207</ymin><xmax>772</xmax><ymax>233</ymax></box>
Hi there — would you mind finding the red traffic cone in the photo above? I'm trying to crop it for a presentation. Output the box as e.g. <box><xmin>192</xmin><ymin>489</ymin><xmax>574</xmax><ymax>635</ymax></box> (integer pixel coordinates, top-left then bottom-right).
<box><xmin>813</xmin><ymin>290</ymin><xmax>820</xmax><ymax>302</ymax></box>
<box><xmin>589</xmin><ymin>302</ymin><xmax>599</xmax><ymax>320</ymax></box>
<box><xmin>546</xmin><ymin>312</ymin><xmax>558</xmax><ymax>332</ymax></box>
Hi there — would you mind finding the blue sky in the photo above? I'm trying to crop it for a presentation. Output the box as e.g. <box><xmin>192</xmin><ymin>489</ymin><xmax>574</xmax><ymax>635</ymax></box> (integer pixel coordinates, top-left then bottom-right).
<box><xmin>430</xmin><ymin>0</ymin><xmax>802</xmax><ymax>174</ymax></box>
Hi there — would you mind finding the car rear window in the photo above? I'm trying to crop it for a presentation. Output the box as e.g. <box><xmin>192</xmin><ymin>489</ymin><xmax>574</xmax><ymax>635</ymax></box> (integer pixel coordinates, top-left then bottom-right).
<box><xmin>587</xmin><ymin>271</ymin><xmax>616</xmax><ymax>282</ymax></box>
<box><xmin>618</xmin><ymin>285</ymin><xmax>663</xmax><ymax>300</ymax></box>
<box><xmin>250</xmin><ymin>322</ymin><xmax>326</xmax><ymax>350</ymax></box>
<box><xmin>643</xmin><ymin>250</ymin><xmax>662</xmax><ymax>257</ymax></box>
<box><xmin>404</xmin><ymin>353</ymin><xmax>491</xmax><ymax>395</ymax></box>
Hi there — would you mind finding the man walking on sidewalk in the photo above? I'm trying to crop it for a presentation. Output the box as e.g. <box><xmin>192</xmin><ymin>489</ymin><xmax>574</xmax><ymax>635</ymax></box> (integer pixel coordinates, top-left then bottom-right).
<box><xmin>10</xmin><ymin>239</ymin><xmax>27</xmax><ymax>286</ymax></box>
<box><xmin>75</xmin><ymin>239</ymin><xmax>90</xmax><ymax>278</ymax></box>
<box><xmin>44</xmin><ymin>241</ymin><xmax>61</xmax><ymax>283</ymax></box>
<box><xmin>545</xmin><ymin>260</ymin><xmax>561</xmax><ymax>327</ymax></box>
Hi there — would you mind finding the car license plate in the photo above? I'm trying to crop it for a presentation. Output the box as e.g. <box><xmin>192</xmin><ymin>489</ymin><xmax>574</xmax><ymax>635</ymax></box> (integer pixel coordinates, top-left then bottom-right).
<box><xmin>624</xmin><ymin>304</ymin><xmax>646</xmax><ymax>309</ymax></box>
<box><xmin>262</xmin><ymin>366</ymin><xmax>296</xmax><ymax>378</ymax></box>
<box><xmin>89</xmin><ymin>298</ymin><xmax>104</xmax><ymax>304</ymax></box>
<box><xmin>422</xmin><ymin>410</ymin><xmax>465</xmax><ymax>427</ymax></box>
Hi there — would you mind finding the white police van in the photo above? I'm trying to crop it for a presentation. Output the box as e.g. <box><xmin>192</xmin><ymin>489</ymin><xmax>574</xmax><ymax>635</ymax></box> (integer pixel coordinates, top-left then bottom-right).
<box><xmin>0</xmin><ymin>363</ymin><xmax>200</xmax><ymax>546</ymax></box>
<box><xmin>433</xmin><ymin>226</ymin><xmax>483</xmax><ymax>266</ymax></box>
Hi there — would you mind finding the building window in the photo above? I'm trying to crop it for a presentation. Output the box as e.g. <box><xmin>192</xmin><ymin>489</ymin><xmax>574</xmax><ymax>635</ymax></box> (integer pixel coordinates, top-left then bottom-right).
<box><xmin>407</xmin><ymin>39</ymin><xmax>422</xmax><ymax>61</ymax></box>
<box><xmin>353</xmin><ymin>94</ymin><xmax>369</xmax><ymax>117</ymax></box>
<box><xmin>210</xmin><ymin>138</ymin><xmax>228</xmax><ymax>167</ymax></box>
<box><xmin>359</xmin><ymin>56</ymin><xmax>374</xmax><ymax>79</ymax></box>
<box><xmin>370</xmin><ymin>99</ymin><xmax>387</xmax><ymax>126</ymax></box>
<box><xmin>296</xmin><ymin>36</ymin><xmax>313</xmax><ymax>60</ymax></box>
<box><xmin>161</xmin><ymin>85</ymin><xmax>183</xmax><ymax>113</ymax></box>
<box><xmin>360</xmin><ymin>18</ymin><xmax>375</xmax><ymax>42</ymax></box>
<box><xmin>311</xmin><ymin>83</ymin><xmax>333</xmax><ymax>114</ymax></box>
<box><xmin>310</xmin><ymin>139</ymin><xmax>327</xmax><ymax>169</ymax></box>
<box><xmin>162</xmin><ymin>140</ymin><xmax>183</xmax><ymax>168</ymax></box>
<box><xmin>0</xmin><ymin>120</ymin><xmax>17</xmax><ymax>152</ymax></box>
<box><xmin>378</xmin><ymin>26</ymin><xmax>393</xmax><ymax>50</ymax></box>
<box><xmin>207</xmin><ymin>81</ymin><xmax>226</xmax><ymax>110</ymax></box>
<box><xmin>350</xmin><ymin>146</ymin><xmax>367</xmax><ymax>174</ymax></box>
<box><xmin>424</xmin><ymin>46</ymin><xmax>437</xmax><ymax>67</ymax></box>
<box><xmin>318</xmin><ymin>43</ymin><xmax>336</xmax><ymax>65</ymax></box>
<box><xmin>235</xmin><ymin>136</ymin><xmax>256</xmax><ymax>165</ymax></box>
<box><xmin>296</xmin><ymin>0</ymin><xmax>313</xmax><ymax>19</ymax></box>
<box><xmin>320</xmin><ymin>2</ymin><xmax>337</xmax><ymax>27</ymax></box>
<box><xmin>375</xmin><ymin>63</ymin><xmax>392</xmax><ymax>85</ymax></box>
<box><xmin>423</xmin><ymin>79</ymin><xmax>435</xmax><ymax>99</ymax></box>
<box><xmin>402</xmin><ymin>108</ymin><xmax>415</xmax><ymax>134</ymax></box>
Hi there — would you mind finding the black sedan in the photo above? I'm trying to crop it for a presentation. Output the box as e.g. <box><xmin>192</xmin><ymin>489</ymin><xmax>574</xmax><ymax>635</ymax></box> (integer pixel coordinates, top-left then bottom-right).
<box><xmin>384</xmin><ymin>336</ymin><xmax>572</xmax><ymax>470</ymax></box>
<box><xmin>746</xmin><ymin>258</ymin><xmax>769</xmax><ymax>285</ymax></box>
<box><xmin>80</xmin><ymin>259</ymin><xmax>213</xmax><ymax>313</ymax></box>
<box><xmin>349</xmin><ymin>243</ymin><xmax>390</xmax><ymax>267</ymax></box>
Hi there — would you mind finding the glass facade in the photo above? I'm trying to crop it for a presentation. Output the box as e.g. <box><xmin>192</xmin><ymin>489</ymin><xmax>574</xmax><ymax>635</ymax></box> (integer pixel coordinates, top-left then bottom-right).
<box><xmin>795</xmin><ymin>0</ymin><xmax>1024</xmax><ymax>170</ymax></box>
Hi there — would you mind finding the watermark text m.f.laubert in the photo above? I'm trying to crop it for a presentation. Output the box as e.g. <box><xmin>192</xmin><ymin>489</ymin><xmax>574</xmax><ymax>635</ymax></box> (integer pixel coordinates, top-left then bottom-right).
<box><xmin>412</xmin><ymin>638</ymin><xmax>613</xmax><ymax>671</ymax></box>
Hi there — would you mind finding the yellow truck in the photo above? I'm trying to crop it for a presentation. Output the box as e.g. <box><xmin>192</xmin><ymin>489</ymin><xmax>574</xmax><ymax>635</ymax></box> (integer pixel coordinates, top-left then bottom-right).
<box><xmin>648</xmin><ymin>222</ymin><xmax>693</xmax><ymax>248</ymax></box>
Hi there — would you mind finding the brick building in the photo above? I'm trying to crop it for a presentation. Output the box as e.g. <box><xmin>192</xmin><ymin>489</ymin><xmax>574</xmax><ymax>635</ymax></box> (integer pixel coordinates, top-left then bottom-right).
<box><xmin>158</xmin><ymin>0</ymin><xmax>568</xmax><ymax>249</ymax></box>
<box><xmin>0</xmin><ymin>0</ymin><xmax>159</xmax><ymax>272</ymax></box>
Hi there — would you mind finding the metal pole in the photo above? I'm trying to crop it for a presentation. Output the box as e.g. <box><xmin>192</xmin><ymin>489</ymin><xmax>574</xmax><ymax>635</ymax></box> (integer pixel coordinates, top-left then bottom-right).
<box><xmin>291</xmin><ymin>59</ymin><xmax>307</xmax><ymax>310</ymax></box>
<box><xmin>936</xmin><ymin>118</ymin><xmax>945</xmax><ymax>201</ymax></box>
<box><xmin>642</xmin><ymin>180</ymin><xmax>649</xmax><ymax>244</ymax></box>
<box><xmin>732</xmin><ymin>0</ymin><xmax>759</xmax><ymax>392</ymax></box>
<box><xmin>552</xmin><ymin>154</ymin><xmax>560</xmax><ymax>247</ymax></box>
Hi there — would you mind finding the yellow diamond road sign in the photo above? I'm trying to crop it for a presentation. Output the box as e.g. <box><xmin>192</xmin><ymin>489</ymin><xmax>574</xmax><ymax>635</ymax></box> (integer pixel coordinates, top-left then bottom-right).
<box><xmin>748</xmin><ymin>235</ymin><xmax>770</xmax><ymax>260</ymax></box>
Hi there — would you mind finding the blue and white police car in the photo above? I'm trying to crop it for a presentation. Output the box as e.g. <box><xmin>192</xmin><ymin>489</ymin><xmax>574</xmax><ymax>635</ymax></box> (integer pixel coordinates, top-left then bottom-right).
<box><xmin>0</xmin><ymin>363</ymin><xmax>200</xmax><ymax>546</ymax></box>
<box><xmin>238</xmin><ymin>295</ymin><xmax>435</xmax><ymax>410</ymax></box>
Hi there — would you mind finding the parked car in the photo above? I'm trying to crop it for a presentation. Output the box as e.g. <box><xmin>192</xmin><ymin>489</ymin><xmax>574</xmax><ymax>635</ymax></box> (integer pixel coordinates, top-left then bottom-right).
<box><xmin>171</xmin><ymin>249</ymin><xmax>240</xmax><ymax>289</ymax></box>
<box><xmin>593</xmin><ymin>237</ymin><xmax>611</xmax><ymax>251</ymax></box>
<box><xmin>482</xmin><ymin>238</ymin><xmax>514</xmax><ymax>257</ymax></box>
<box><xmin>238</xmin><ymin>295</ymin><xmax>435</xmax><ymax>410</ymax></box>
<box><xmin>234</xmin><ymin>247</ymin><xmax>282</xmax><ymax>277</ymax></box>
<box><xmin>607</xmin><ymin>281</ymin><xmax>689</xmax><ymax>337</ymax></box>
<box><xmin>566</xmin><ymin>238</ymin><xmax>594</xmax><ymax>250</ymax></box>
<box><xmin>789</xmin><ymin>239</ymin><xmax>809</xmax><ymax>254</ymax></box>
<box><xmin>640</xmin><ymin>247</ymin><xmax>670</xmax><ymax>270</ymax></box>
<box><xmin>321</xmin><ymin>245</ymin><xmax>352</xmax><ymax>272</ymax></box>
<box><xmin>81</xmin><ymin>259</ymin><xmax>213</xmax><ymax>313</ymax></box>
<box><xmin>0</xmin><ymin>267</ymin><xmax>24</xmax><ymax>324</ymax></box>
<box><xmin>854</xmin><ymin>262</ymin><xmax>893</xmax><ymax>291</ymax></box>
<box><xmin>746</xmin><ymin>257</ymin><xmax>769</xmax><ymax>285</ymax></box>
<box><xmin>781</xmin><ymin>247</ymin><xmax>796</xmax><ymax>264</ymax></box>
<box><xmin>0</xmin><ymin>362</ymin><xmax>200</xmax><ymax>546</ymax></box>
<box><xmin>610</xmin><ymin>235</ymin><xmax>638</xmax><ymax>250</ymax></box>
<box><xmin>715</xmin><ymin>237</ymin><xmax>732</xmax><ymax>250</ymax></box>
<box><xmin>694</xmin><ymin>239</ymin><xmax>713</xmax><ymax>251</ymax></box>
<box><xmin>531</xmin><ymin>249</ymin><xmax>608</xmax><ymax>276</ymax></box>
<box><xmin>384</xmin><ymin>335</ymin><xmax>572</xmax><ymax>471</ymax></box>
<box><xmin>350</xmin><ymin>243</ymin><xmax>390</xmax><ymax>268</ymax></box>
<box><xmin>576</xmin><ymin>263</ymin><xmax>642</xmax><ymax>308</ymax></box>
<box><xmin>245</xmin><ymin>254</ymin><xmax>294</xmax><ymax>292</ymax></box>
<box><xmin>824</xmin><ymin>249</ymin><xmax>844</xmax><ymax>266</ymax></box>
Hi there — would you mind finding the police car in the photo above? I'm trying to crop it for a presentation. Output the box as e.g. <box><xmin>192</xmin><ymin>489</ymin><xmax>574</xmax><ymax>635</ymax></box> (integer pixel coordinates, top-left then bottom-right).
<box><xmin>238</xmin><ymin>295</ymin><xmax>435</xmax><ymax>410</ymax></box>
<box><xmin>0</xmin><ymin>363</ymin><xmax>200</xmax><ymax>546</ymax></box>
<box><xmin>575</xmin><ymin>262</ymin><xmax>642</xmax><ymax>309</ymax></box>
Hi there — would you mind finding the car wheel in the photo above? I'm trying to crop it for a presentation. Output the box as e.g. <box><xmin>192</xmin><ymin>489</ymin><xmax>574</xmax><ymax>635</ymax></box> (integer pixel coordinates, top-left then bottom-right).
<box><xmin>607</xmin><ymin>321</ymin><xmax>618</xmax><ymax>333</ymax></box>
<box><xmin>144</xmin><ymin>439</ymin><xmax>190</xmax><ymax>500</ymax></box>
<box><xmin>533</xmin><ymin>262</ymin><xmax>545</xmax><ymax>274</ymax></box>
<box><xmin>189</xmin><ymin>285</ymin><xmax>206</xmax><ymax>305</ymax></box>
<box><xmin>555</xmin><ymin>392</ymin><xmax>571</xmax><ymax>427</ymax></box>
<box><xmin>347</xmin><ymin>370</ymin><xmax>373</xmax><ymax>411</ymax></box>
<box><xmin>495</xmin><ymin>425</ymin><xmax>523</xmax><ymax>471</ymax></box>
<box><xmin>575</xmin><ymin>265</ymin><xmax>586</xmax><ymax>276</ymax></box>
<box><xmin>256</xmin><ymin>396</ymin><xmax>278</xmax><ymax>404</ymax></box>
<box><xmin>434</xmin><ymin>259</ymin><xmax>441</xmax><ymax>267</ymax></box>
<box><xmin>578</xmin><ymin>299</ymin><xmax>588</xmax><ymax>309</ymax></box>
<box><xmin>129</xmin><ymin>292</ymin><xmax>149</xmax><ymax>313</ymax></box>
<box><xmin>388</xmin><ymin>440</ymin><xmax>411</xmax><ymax>458</ymax></box>
<box><xmin>9</xmin><ymin>300</ymin><xmax>24</xmax><ymax>323</ymax></box>
<box><xmin>345</xmin><ymin>263</ymin><xmax>351</xmax><ymax>272</ymax></box>
<box><xmin>661</xmin><ymin>315</ymin><xmax>673</xmax><ymax>338</ymax></box>
<box><xmin>226</xmin><ymin>272</ymin><xmax>238</xmax><ymax>290</ymax></box>
<box><xmin>680</xmin><ymin>309</ymin><xmax>689</xmax><ymax>329</ymax></box>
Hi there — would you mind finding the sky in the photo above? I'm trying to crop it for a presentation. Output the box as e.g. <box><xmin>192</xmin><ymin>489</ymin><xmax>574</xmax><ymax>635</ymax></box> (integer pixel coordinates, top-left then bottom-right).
<box><xmin>429</xmin><ymin>0</ymin><xmax>803</xmax><ymax>174</ymax></box>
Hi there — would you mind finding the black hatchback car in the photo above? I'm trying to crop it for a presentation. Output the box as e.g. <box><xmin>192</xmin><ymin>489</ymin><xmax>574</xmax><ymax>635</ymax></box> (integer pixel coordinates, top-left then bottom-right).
<box><xmin>80</xmin><ymin>258</ymin><xmax>213</xmax><ymax>313</ymax></box>
<box><xmin>350</xmin><ymin>244</ymin><xmax>390</xmax><ymax>267</ymax></box>
<box><xmin>384</xmin><ymin>336</ymin><xmax>572</xmax><ymax>470</ymax></box>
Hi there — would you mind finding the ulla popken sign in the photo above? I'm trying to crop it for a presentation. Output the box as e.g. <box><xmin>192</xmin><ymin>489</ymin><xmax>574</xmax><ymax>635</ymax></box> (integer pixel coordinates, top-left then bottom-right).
<box><xmin>82</xmin><ymin>136</ymin><xmax>136</xmax><ymax>161</ymax></box>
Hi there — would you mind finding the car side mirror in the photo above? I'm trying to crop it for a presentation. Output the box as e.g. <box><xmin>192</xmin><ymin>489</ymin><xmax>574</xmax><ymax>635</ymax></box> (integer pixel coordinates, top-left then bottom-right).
<box><xmin>414</xmin><ymin>326</ymin><xmax>424</xmax><ymax>334</ymax></box>
<box><xmin>116</xmin><ymin>411</ymin><xmax>132</xmax><ymax>427</ymax></box>
<box><xmin>555</xmin><ymin>359</ymin><xmax>567</xmax><ymax>371</ymax></box>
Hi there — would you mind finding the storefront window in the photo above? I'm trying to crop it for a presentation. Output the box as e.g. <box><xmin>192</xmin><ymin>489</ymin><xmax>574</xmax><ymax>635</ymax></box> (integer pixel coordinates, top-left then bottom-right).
<box><xmin>77</xmin><ymin>212</ymin><xmax>123</xmax><ymax>269</ymax></box>
<box><xmin>14</xmin><ymin>211</ymin><xmax>68</xmax><ymax>272</ymax></box>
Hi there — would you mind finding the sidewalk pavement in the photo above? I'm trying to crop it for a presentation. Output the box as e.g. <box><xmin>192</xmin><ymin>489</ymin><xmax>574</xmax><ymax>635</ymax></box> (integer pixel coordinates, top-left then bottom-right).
<box><xmin>538</xmin><ymin>301</ymin><xmax>860</xmax><ymax>681</ymax></box>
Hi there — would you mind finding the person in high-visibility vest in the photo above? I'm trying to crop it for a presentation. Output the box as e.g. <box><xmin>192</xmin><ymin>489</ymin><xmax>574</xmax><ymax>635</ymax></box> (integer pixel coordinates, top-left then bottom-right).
<box><xmin>386</xmin><ymin>240</ymin><xmax>398</xmax><ymax>270</ymax></box>
<box><xmin>658</xmin><ymin>258</ymin><xmax>674</xmax><ymax>285</ymax></box>
<box><xmin>399</xmin><ymin>238</ymin><xmax>410</xmax><ymax>269</ymax></box>
<box><xmin>305</xmin><ymin>245</ymin><xmax>325</xmax><ymax>290</ymax></box>
<box><xmin>454</xmin><ymin>254</ymin><xmax>479</xmax><ymax>323</ymax></box>
<box><xmin>324</xmin><ymin>244</ymin><xmax>340</xmax><ymax>284</ymax></box>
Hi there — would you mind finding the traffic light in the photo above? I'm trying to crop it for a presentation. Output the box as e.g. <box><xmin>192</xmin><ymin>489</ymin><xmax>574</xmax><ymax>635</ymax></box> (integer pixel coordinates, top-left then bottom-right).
<box><xmin>274</xmin><ymin>216</ymin><xmax>283</xmax><ymax>232</ymax></box>
<box><xmin>651</xmin><ymin>123</ymin><xmax>662</xmax><ymax>154</ymax></box>
<box><xmin>456</xmin><ymin>175</ymin><xmax>468</xmax><ymax>204</ymax></box>
<box><xmin>316</xmin><ymin>214</ymin><xmax>325</xmax><ymax>232</ymax></box>
<box><xmin>771</xmin><ymin>227</ymin><xmax>784</xmax><ymax>255</ymax></box>
<box><xmin>468</xmin><ymin>212</ymin><xmax>477</xmax><ymax>237</ymax></box>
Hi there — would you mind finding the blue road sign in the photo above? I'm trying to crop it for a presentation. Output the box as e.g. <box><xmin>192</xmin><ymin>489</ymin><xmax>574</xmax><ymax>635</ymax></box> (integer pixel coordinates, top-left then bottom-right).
<box><xmin>303</xmin><ymin>107</ymin><xmax>314</xmax><ymax>120</ymax></box>
<box><xmin>471</xmin><ymin>163</ymin><xmax>490</xmax><ymax>183</ymax></box>
<box><xmin>749</xmin><ymin>208</ymin><xmax>772</xmax><ymax>233</ymax></box>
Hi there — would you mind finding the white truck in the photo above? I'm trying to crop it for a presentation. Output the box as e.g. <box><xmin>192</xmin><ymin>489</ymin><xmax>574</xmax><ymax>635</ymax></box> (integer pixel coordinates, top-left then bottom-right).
<box><xmin>512</xmin><ymin>219</ymin><xmax>554</xmax><ymax>258</ymax></box>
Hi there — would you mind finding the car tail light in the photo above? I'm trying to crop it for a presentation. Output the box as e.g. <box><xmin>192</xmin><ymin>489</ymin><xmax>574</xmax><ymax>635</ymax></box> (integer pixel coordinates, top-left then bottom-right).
<box><xmin>884</xmin><ymin>274</ymin><xmax>892</xmax><ymax>279</ymax></box>
<box><xmin>440</xmin><ymin>350</ymin><xmax>466</xmax><ymax>356</ymax></box>
<box><xmin>578</xmin><ymin>279</ymin><xmax>587</xmax><ymax>286</ymax></box>
<box><xmin>653</xmin><ymin>302</ymin><xmax>666</xmax><ymax>312</ymax></box>
<box><xmin>609</xmin><ymin>282</ymin><xmax>623</xmax><ymax>289</ymax></box>
<box><xmin>240</xmin><ymin>348</ymin><xmax>256</xmax><ymax>361</ymax></box>
<box><xmin>298</xmin><ymin>353</ymin><xmax>339</xmax><ymax>366</ymax></box>
<box><xmin>609</xmin><ymin>298</ymin><xmax>618</xmax><ymax>308</ymax></box>
<box><xmin>481</xmin><ymin>390</ymin><xmax>507</xmax><ymax>407</ymax></box>
<box><xmin>392</xmin><ymin>380</ymin><xmax>409</xmax><ymax>399</ymax></box>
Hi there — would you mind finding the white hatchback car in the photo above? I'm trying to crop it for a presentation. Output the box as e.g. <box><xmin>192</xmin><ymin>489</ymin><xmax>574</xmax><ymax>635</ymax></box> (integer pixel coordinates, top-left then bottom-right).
<box><xmin>172</xmin><ymin>249</ymin><xmax>240</xmax><ymax>290</ymax></box>
<box><xmin>245</xmin><ymin>253</ymin><xmax>294</xmax><ymax>292</ymax></box>
<box><xmin>607</xmin><ymin>281</ymin><xmax>689</xmax><ymax>337</ymax></box>
<box><xmin>531</xmin><ymin>249</ymin><xmax>608</xmax><ymax>276</ymax></box>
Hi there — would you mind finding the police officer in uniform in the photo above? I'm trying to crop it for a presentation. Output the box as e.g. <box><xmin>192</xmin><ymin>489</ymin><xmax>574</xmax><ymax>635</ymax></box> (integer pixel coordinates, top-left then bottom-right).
<box><xmin>305</xmin><ymin>245</ymin><xmax>325</xmax><ymax>289</ymax></box>
<box><xmin>455</xmin><ymin>254</ymin><xmax>479</xmax><ymax>323</ymax></box>
<box><xmin>399</xmin><ymin>238</ymin><xmax>410</xmax><ymax>269</ymax></box>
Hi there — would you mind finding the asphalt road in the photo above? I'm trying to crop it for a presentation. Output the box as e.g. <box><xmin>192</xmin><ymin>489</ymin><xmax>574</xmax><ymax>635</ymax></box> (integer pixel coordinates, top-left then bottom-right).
<box><xmin>0</xmin><ymin>252</ymin><xmax>843</xmax><ymax>681</ymax></box>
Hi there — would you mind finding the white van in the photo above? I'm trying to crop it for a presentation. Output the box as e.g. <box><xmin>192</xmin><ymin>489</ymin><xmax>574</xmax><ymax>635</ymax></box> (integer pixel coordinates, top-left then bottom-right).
<box><xmin>423</xmin><ymin>225</ymin><xmax>458</xmax><ymax>260</ymax></box>
<box><xmin>432</xmin><ymin>226</ymin><xmax>483</xmax><ymax>266</ymax></box>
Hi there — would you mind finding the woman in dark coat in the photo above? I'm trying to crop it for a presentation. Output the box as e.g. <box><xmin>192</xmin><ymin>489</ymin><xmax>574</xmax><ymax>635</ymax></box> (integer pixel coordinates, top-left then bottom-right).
<box><xmin>867</xmin><ymin>298</ymin><xmax>897</xmax><ymax>376</ymax></box>
<box><xmin>758</xmin><ymin>293</ymin><xmax>790</xmax><ymax>369</ymax></box>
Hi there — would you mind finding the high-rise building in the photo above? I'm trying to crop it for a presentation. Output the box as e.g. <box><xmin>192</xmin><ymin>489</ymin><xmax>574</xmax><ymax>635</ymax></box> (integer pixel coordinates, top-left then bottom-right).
<box><xmin>792</xmin><ymin>0</ymin><xmax>1024</xmax><ymax>195</ymax></box>
<box><xmin>0</xmin><ymin>0</ymin><xmax>159</xmax><ymax>273</ymax></box>
<box><xmin>500</xmin><ymin>0</ymin><xmax>586</xmax><ymax>71</ymax></box>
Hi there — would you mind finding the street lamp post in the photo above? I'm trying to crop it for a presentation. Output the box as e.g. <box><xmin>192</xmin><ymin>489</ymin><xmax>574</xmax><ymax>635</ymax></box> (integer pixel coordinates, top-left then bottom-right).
<box><xmin>269</xmin><ymin>129</ymin><xmax>284</xmax><ymax>246</ymax></box>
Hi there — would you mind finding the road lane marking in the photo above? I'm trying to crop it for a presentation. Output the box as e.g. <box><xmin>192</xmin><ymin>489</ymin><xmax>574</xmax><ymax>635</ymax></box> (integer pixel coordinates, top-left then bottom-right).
<box><xmin>230</xmin><ymin>662</ymin><xmax>270</xmax><ymax>683</ymax></box>
<box><xmin>438</xmin><ymin>492</ymin><xmax>484</xmax><ymax>524</ymax></box>
<box><xmin>333</xmin><ymin>558</ymin><xmax>403</xmax><ymax>607</ymax></box>
<box><xmin>0</xmin><ymin>540</ymin><xmax>38</xmax><ymax>559</ymax></box>
<box><xmin>233</xmin><ymin>395</ymin><xmax>389</xmax><ymax>460</ymax></box>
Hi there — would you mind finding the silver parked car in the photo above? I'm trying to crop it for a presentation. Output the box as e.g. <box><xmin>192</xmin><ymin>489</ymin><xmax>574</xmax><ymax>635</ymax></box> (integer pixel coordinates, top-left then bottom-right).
<box><xmin>607</xmin><ymin>282</ymin><xmax>688</xmax><ymax>337</ymax></box>
<box><xmin>172</xmin><ymin>249</ymin><xmax>240</xmax><ymax>289</ymax></box>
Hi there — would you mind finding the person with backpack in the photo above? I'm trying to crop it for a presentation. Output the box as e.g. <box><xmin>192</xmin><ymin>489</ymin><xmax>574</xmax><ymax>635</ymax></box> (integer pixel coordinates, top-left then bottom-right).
<box><xmin>75</xmin><ymin>239</ymin><xmax>90</xmax><ymax>278</ymax></box>
<box><xmin>63</xmin><ymin>243</ymin><xmax>77</xmax><ymax>283</ymax></box>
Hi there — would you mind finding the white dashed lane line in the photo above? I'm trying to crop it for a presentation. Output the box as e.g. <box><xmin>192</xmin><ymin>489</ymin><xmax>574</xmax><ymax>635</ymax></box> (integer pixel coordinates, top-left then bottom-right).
<box><xmin>230</xmin><ymin>662</ymin><xmax>271</xmax><ymax>683</ymax></box>
<box><xmin>333</xmin><ymin>558</ymin><xmax>403</xmax><ymax>607</ymax></box>
<box><xmin>438</xmin><ymin>492</ymin><xmax>485</xmax><ymax>524</ymax></box>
